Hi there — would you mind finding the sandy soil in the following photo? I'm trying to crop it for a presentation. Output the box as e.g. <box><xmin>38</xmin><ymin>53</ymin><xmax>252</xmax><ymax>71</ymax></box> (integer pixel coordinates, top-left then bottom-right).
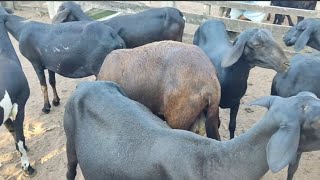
<box><xmin>0</xmin><ymin>5</ymin><xmax>319</xmax><ymax>180</ymax></box>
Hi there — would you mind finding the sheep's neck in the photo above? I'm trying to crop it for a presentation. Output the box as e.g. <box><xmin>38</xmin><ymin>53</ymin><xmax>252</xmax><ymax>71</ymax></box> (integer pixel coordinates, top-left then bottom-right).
<box><xmin>206</xmin><ymin>114</ymin><xmax>279</xmax><ymax>179</ymax></box>
<box><xmin>200</xmin><ymin>33</ymin><xmax>231</xmax><ymax>54</ymax></box>
<box><xmin>217</xmin><ymin>57</ymin><xmax>251</xmax><ymax>109</ymax></box>
<box><xmin>0</xmin><ymin>22</ymin><xmax>20</xmax><ymax>65</ymax></box>
<box><xmin>220</xmin><ymin>57</ymin><xmax>251</xmax><ymax>87</ymax></box>
<box><xmin>201</xmin><ymin>34</ymin><xmax>251</xmax><ymax>95</ymax></box>
<box><xmin>308</xmin><ymin>36</ymin><xmax>320</xmax><ymax>51</ymax></box>
<box><xmin>4</xmin><ymin>15</ymin><xmax>28</xmax><ymax>42</ymax></box>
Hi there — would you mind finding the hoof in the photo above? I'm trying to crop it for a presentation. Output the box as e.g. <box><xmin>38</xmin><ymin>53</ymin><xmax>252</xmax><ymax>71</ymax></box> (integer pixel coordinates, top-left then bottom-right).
<box><xmin>52</xmin><ymin>99</ymin><xmax>60</xmax><ymax>106</ymax></box>
<box><xmin>67</xmin><ymin>172</ymin><xmax>76</xmax><ymax>180</ymax></box>
<box><xmin>23</xmin><ymin>165</ymin><xmax>37</xmax><ymax>178</ymax></box>
<box><xmin>42</xmin><ymin>107</ymin><xmax>51</xmax><ymax>114</ymax></box>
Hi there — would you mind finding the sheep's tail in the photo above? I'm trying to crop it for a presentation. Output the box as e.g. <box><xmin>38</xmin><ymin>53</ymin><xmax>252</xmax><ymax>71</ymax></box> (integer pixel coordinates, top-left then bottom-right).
<box><xmin>205</xmin><ymin>100</ymin><xmax>221</xmax><ymax>140</ymax></box>
<box><xmin>270</xmin><ymin>76</ymin><xmax>278</xmax><ymax>96</ymax></box>
<box><xmin>175</xmin><ymin>9</ymin><xmax>185</xmax><ymax>22</ymax></box>
<box><xmin>190</xmin><ymin>94</ymin><xmax>222</xmax><ymax>139</ymax></box>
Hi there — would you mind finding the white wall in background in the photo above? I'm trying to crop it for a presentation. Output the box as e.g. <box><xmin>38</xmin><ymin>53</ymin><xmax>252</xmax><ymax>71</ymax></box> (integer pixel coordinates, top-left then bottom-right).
<box><xmin>47</xmin><ymin>1</ymin><xmax>63</xmax><ymax>19</ymax></box>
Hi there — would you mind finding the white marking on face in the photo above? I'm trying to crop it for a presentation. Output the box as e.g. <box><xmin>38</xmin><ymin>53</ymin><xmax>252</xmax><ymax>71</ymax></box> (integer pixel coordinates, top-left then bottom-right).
<box><xmin>62</xmin><ymin>46</ymin><xmax>69</xmax><ymax>50</ymax></box>
<box><xmin>183</xmin><ymin>16</ymin><xmax>186</xmax><ymax>22</ymax></box>
<box><xmin>0</xmin><ymin>90</ymin><xmax>13</xmax><ymax>122</ymax></box>
<box><xmin>53</xmin><ymin>47</ymin><xmax>61</xmax><ymax>52</ymax></box>
<box><xmin>17</xmin><ymin>140</ymin><xmax>30</xmax><ymax>171</ymax></box>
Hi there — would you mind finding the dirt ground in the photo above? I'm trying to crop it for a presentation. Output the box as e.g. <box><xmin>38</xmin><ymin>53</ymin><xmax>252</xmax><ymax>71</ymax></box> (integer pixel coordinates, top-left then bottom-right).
<box><xmin>0</xmin><ymin>5</ymin><xmax>320</xmax><ymax>180</ymax></box>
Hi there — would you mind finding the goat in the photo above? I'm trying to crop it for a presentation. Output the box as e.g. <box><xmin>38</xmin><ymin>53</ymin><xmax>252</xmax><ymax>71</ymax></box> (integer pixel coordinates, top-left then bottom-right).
<box><xmin>193</xmin><ymin>20</ymin><xmax>290</xmax><ymax>139</ymax></box>
<box><xmin>97</xmin><ymin>41</ymin><xmax>221</xmax><ymax>140</ymax></box>
<box><xmin>283</xmin><ymin>18</ymin><xmax>320</xmax><ymax>52</ymax></box>
<box><xmin>64</xmin><ymin>81</ymin><xmax>320</xmax><ymax>180</ymax></box>
<box><xmin>52</xmin><ymin>1</ymin><xmax>186</xmax><ymax>48</ymax></box>
<box><xmin>271</xmin><ymin>52</ymin><xmax>320</xmax><ymax>180</ymax></box>
<box><xmin>0</xmin><ymin>7</ymin><xmax>35</xmax><ymax>177</ymax></box>
<box><xmin>1</xmin><ymin>8</ymin><xmax>125</xmax><ymax>113</ymax></box>
<box><xmin>269</xmin><ymin>1</ymin><xmax>317</xmax><ymax>26</ymax></box>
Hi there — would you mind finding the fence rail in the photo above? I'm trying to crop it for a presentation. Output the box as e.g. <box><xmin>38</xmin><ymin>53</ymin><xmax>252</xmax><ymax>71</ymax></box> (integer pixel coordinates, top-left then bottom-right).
<box><xmin>76</xmin><ymin>1</ymin><xmax>291</xmax><ymax>36</ymax></box>
<box><xmin>8</xmin><ymin>1</ymin><xmax>319</xmax><ymax>55</ymax></box>
<box><xmin>195</xmin><ymin>1</ymin><xmax>320</xmax><ymax>18</ymax></box>
<box><xmin>76</xmin><ymin>1</ymin><xmax>312</xmax><ymax>55</ymax></box>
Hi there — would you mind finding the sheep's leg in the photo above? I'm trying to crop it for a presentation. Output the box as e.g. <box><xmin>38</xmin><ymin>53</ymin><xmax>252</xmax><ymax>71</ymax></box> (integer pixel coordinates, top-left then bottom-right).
<box><xmin>33</xmin><ymin>65</ymin><xmax>51</xmax><ymax>113</ymax></box>
<box><xmin>287</xmin><ymin>152</ymin><xmax>302</xmax><ymax>180</ymax></box>
<box><xmin>163</xmin><ymin>89</ymin><xmax>221</xmax><ymax>139</ymax></box>
<box><xmin>225</xmin><ymin>8</ymin><xmax>231</xmax><ymax>18</ymax></box>
<box><xmin>4</xmin><ymin>118</ymin><xmax>16</xmax><ymax>141</ymax></box>
<box><xmin>266</xmin><ymin>13</ymin><xmax>271</xmax><ymax>21</ymax></box>
<box><xmin>14</xmin><ymin>108</ymin><xmax>36</xmax><ymax>177</ymax></box>
<box><xmin>279</xmin><ymin>15</ymin><xmax>286</xmax><ymax>25</ymax></box>
<box><xmin>273</xmin><ymin>14</ymin><xmax>279</xmax><ymax>24</ymax></box>
<box><xmin>48</xmin><ymin>70</ymin><xmax>60</xmax><ymax>106</ymax></box>
<box><xmin>274</xmin><ymin>14</ymin><xmax>285</xmax><ymax>25</ymax></box>
<box><xmin>286</xmin><ymin>15</ymin><xmax>294</xmax><ymax>26</ymax></box>
<box><xmin>297</xmin><ymin>16</ymin><xmax>304</xmax><ymax>23</ymax></box>
<box><xmin>229</xmin><ymin>103</ymin><xmax>240</xmax><ymax>139</ymax></box>
<box><xmin>205</xmin><ymin>105</ymin><xmax>221</xmax><ymax>140</ymax></box>
<box><xmin>66</xmin><ymin>138</ymin><xmax>78</xmax><ymax>180</ymax></box>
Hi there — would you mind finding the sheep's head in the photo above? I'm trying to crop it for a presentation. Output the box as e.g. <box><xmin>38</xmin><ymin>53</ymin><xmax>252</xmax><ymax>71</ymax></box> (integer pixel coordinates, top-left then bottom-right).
<box><xmin>283</xmin><ymin>18</ymin><xmax>320</xmax><ymax>52</ymax></box>
<box><xmin>193</xmin><ymin>19</ymin><xmax>229</xmax><ymax>46</ymax></box>
<box><xmin>221</xmin><ymin>28</ymin><xmax>290</xmax><ymax>73</ymax></box>
<box><xmin>0</xmin><ymin>6</ymin><xmax>13</xmax><ymax>22</ymax></box>
<box><xmin>105</xmin><ymin>27</ymin><xmax>126</xmax><ymax>51</ymax></box>
<box><xmin>250</xmin><ymin>92</ymin><xmax>320</xmax><ymax>173</ymax></box>
<box><xmin>52</xmin><ymin>2</ymin><xmax>93</xmax><ymax>24</ymax></box>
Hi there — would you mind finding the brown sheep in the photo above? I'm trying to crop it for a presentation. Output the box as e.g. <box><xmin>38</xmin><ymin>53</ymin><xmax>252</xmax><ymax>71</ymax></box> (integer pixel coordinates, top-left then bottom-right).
<box><xmin>97</xmin><ymin>41</ymin><xmax>221</xmax><ymax>140</ymax></box>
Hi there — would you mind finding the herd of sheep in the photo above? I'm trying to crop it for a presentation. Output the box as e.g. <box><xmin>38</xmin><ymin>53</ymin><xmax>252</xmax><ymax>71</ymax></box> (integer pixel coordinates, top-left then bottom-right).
<box><xmin>0</xmin><ymin>1</ymin><xmax>320</xmax><ymax>180</ymax></box>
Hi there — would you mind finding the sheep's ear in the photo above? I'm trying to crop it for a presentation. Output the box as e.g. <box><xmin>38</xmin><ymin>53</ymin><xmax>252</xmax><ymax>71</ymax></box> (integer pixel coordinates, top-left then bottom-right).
<box><xmin>4</xmin><ymin>7</ymin><xmax>13</xmax><ymax>14</ymax></box>
<box><xmin>51</xmin><ymin>9</ymin><xmax>70</xmax><ymax>24</ymax></box>
<box><xmin>267</xmin><ymin>121</ymin><xmax>300</xmax><ymax>173</ymax></box>
<box><xmin>249</xmin><ymin>96</ymin><xmax>277</xmax><ymax>109</ymax></box>
<box><xmin>294</xmin><ymin>26</ymin><xmax>313</xmax><ymax>52</ymax></box>
<box><xmin>221</xmin><ymin>36</ymin><xmax>247</xmax><ymax>67</ymax></box>
<box><xmin>296</xmin><ymin>91</ymin><xmax>318</xmax><ymax>99</ymax></box>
